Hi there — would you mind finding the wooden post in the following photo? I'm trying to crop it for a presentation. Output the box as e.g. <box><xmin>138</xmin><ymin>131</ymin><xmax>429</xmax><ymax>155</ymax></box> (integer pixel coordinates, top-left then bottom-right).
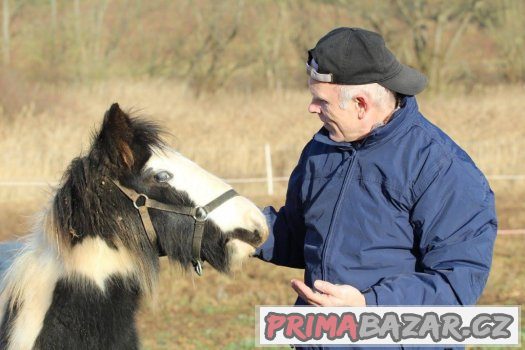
<box><xmin>264</xmin><ymin>143</ymin><xmax>274</xmax><ymax>196</ymax></box>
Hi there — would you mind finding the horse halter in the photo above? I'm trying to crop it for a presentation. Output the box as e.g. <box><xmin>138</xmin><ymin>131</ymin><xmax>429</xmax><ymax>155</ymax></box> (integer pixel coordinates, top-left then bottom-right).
<box><xmin>111</xmin><ymin>180</ymin><xmax>238</xmax><ymax>276</ymax></box>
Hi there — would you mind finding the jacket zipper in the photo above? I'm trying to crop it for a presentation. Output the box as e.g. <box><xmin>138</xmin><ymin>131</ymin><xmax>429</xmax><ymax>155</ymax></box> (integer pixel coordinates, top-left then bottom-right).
<box><xmin>320</xmin><ymin>147</ymin><xmax>357</xmax><ymax>281</ymax></box>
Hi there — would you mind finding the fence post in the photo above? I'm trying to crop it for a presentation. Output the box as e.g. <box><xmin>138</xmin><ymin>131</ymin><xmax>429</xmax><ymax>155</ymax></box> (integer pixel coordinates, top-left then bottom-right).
<box><xmin>264</xmin><ymin>143</ymin><xmax>274</xmax><ymax>196</ymax></box>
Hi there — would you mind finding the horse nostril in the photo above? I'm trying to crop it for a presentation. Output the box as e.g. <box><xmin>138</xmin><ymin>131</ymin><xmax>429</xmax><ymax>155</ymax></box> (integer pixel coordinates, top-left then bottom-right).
<box><xmin>252</xmin><ymin>224</ymin><xmax>269</xmax><ymax>247</ymax></box>
<box><xmin>228</xmin><ymin>227</ymin><xmax>266</xmax><ymax>248</ymax></box>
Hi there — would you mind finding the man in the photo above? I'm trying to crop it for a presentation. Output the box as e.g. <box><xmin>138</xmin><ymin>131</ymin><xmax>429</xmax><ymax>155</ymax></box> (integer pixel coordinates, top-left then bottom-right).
<box><xmin>256</xmin><ymin>28</ymin><xmax>497</xmax><ymax>348</ymax></box>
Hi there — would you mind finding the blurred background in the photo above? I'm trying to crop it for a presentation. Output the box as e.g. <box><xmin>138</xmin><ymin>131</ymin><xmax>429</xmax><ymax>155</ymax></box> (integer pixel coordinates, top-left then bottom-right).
<box><xmin>0</xmin><ymin>0</ymin><xmax>524</xmax><ymax>349</ymax></box>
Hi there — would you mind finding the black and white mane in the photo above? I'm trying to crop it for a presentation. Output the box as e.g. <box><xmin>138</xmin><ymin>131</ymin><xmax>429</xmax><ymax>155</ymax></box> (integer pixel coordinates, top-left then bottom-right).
<box><xmin>0</xmin><ymin>104</ymin><xmax>267</xmax><ymax>350</ymax></box>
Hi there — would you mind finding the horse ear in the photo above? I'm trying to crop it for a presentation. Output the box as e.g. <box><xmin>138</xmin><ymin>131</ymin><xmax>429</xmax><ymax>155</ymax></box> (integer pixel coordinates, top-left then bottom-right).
<box><xmin>92</xmin><ymin>103</ymin><xmax>135</xmax><ymax>171</ymax></box>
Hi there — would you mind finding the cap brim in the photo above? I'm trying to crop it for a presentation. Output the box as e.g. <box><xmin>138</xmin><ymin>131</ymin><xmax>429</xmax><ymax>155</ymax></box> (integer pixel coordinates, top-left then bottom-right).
<box><xmin>380</xmin><ymin>64</ymin><xmax>427</xmax><ymax>96</ymax></box>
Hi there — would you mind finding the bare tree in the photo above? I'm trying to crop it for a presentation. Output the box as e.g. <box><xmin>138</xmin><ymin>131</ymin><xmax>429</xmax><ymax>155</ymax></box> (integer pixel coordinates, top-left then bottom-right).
<box><xmin>348</xmin><ymin>0</ymin><xmax>482</xmax><ymax>92</ymax></box>
<box><xmin>49</xmin><ymin>0</ymin><xmax>57</xmax><ymax>66</ymax></box>
<box><xmin>94</xmin><ymin>0</ymin><xmax>110</xmax><ymax>61</ymax></box>
<box><xmin>2</xmin><ymin>0</ymin><xmax>9</xmax><ymax>66</ymax></box>
<box><xmin>391</xmin><ymin>0</ymin><xmax>482</xmax><ymax>92</ymax></box>
<box><xmin>480</xmin><ymin>0</ymin><xmax>525</xmax><ymax>83</ymax></box>
<box><xmin>258</xmin><ymin>0</ymin><xmax>290</xmax><ymax>91</ymax></box>
<box><xmin>183</xmin><ymin>0</ymin><xmax>254</xmax><ymax>95</ymax></box>
<box><xmin>2</xmin><ymin>0</ymin><xmax>26</xmax><ymax>67</ymax></box>
<box><xmin>50</xmin><ymin>0</ymin><xmax>57</xmax><ymax>33</ymax></box>
<box><xmin>73</xmin><ymin>0</ymin><xmax>87</xmax><ymax>79</ymax></box>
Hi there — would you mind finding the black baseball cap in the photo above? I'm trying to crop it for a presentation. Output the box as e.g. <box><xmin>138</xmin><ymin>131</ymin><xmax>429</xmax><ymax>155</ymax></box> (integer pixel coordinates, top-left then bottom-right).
<box><xmin>307</xmin><ymin>27</ymin><xmax>427</xmax><ymax>95</ymax></box>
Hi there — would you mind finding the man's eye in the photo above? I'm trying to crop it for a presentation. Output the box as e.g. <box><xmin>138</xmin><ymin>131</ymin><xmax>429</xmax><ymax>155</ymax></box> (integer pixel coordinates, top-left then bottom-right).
<box><xmin>154</xmin><ymin>171</ymin><xmax>173</xmax><ymax>183</ymax></box>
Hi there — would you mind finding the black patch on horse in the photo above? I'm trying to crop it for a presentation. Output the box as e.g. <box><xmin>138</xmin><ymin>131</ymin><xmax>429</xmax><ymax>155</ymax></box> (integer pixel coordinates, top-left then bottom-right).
<box><xmin>33</xmin><ymin>275</ymin><xmax>140</xmax><ymax>350</ymax></box>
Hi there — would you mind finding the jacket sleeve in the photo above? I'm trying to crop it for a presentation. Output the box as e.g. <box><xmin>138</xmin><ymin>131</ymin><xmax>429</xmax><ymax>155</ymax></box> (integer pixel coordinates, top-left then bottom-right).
<box><xmin>254</xmin><ymin>145</ymin><xmax>309</xmax><ymax>269</ymax></box>
<box><xmin>363</xmin><ymin>157</ymin><xmax>498</xmax><ymax>306</ymax></box>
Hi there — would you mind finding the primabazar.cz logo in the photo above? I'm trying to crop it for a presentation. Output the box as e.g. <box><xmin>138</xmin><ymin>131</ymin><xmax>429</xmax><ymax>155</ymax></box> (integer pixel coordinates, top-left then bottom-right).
<box><xmin>256</xmin><ymin>306</ymin><xmax>520</xmax><ymax>347</ymax></box>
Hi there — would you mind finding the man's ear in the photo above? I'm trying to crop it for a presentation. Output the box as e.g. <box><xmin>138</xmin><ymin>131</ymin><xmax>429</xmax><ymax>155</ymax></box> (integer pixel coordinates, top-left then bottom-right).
<box><xmin>90</xmin><ymin>103</ymin><xmax>135</xmax><ymax>172</ymax></box>
<box><xmin>355</xmin><ymin>96</ymin><xmax>367</xmax><ymax>119</ymax></box>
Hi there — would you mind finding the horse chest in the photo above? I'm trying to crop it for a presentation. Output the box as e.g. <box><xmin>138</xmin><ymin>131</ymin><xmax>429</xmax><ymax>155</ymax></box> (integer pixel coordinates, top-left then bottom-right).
<box><xmin>33</xmin><ymin>276</ymin><xmax>141</xmax><ymax>350</ymax></box>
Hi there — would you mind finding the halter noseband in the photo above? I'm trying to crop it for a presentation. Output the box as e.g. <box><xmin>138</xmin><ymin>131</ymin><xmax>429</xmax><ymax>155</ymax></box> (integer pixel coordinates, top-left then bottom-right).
<box><xmin>111</xmin><ymin>180</ymin><xmax>238</xmax><ymax>276</ymax></box>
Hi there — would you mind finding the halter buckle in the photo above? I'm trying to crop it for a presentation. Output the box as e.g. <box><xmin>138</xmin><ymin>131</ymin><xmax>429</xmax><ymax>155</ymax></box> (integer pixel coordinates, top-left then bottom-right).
<box><xmin>133</xmin><ymin>194</ymin><xmax>148</xmax><ymax>209</ymax></box>
<box><xmin>193</xmin><ymin>207</ymin><xmax>208</xmax><ymax>222</ymax></box>
<box><xmin>193</xmin><ymin>260</ymin><xmax>203</xmax><ymax>276</ymax></box>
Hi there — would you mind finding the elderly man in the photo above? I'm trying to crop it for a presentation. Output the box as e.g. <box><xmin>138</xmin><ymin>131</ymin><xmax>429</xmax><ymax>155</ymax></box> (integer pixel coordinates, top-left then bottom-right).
<box><xmin>256</xmin><ymin>28</ymin><xmax>497</xmax><ymax>349</ymax></box>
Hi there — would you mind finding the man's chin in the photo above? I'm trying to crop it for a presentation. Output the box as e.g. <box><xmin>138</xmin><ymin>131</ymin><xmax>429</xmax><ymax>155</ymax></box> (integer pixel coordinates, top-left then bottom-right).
<box><xmin>327</xmin><ymin>132</ymin><xmax>345</xmax><ymax>143</ymax></box>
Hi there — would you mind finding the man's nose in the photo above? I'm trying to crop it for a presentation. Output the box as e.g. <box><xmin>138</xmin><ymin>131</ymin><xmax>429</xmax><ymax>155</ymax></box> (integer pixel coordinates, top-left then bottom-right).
<box><xmin>308</xmin><ymin>102</ymin><xmax>320</xmax><ymax>114</ymax></box>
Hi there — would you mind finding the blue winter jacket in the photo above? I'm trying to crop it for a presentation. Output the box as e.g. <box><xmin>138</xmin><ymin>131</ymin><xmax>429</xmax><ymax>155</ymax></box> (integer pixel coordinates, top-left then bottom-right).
<box><xmin>256</xmin><ymin>97</ymin><xmax>497</xmax><ymax>350</ymax></box>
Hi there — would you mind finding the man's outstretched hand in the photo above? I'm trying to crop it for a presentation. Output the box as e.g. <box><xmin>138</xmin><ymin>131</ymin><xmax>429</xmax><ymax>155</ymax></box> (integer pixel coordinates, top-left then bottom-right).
<box><xmin>291</xmin><ymin>279</ymin><xmax>366</xmax><ymax>307</ymax></box>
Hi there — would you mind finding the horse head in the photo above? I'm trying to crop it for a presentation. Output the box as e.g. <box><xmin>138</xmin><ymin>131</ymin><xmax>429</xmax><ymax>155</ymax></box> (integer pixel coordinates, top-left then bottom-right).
<box><xmin>52</xmin><ymin>103</ymin><xmax>268</xmax><ymax>291</ymax></box>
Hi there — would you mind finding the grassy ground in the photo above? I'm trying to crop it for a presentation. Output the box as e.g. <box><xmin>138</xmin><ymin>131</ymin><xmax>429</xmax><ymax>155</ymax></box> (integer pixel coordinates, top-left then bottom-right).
<box><xmin>1</xmin><ymin>82</ymin><xmax>524</xmax><ymax>348</ymax></box>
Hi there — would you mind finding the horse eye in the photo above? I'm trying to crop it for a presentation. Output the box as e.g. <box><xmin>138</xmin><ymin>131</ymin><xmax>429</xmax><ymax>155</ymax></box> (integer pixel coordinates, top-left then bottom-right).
<box><xmin>154</xmin><ymin>171</ymin><xmax>173</xmax><ymax>183</ymax></box>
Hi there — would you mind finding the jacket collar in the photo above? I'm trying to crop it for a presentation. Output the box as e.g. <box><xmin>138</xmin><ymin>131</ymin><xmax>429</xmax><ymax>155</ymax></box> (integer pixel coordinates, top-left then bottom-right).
<box><xmin>313</xmin><ymin>96</ymin><xmax>419</xmax><ymax>150</ymax></box>
<box><xmin>313</xmin><ymin>129</ymin><xmax>353</xmax><ymax>149</ymax></box>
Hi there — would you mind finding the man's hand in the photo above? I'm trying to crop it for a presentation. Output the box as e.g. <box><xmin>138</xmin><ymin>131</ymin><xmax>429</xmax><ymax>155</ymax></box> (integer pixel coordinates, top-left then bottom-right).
<box><xmin>291</xmin><ymin>279</ymin><xmax>366</xmax><ymax>307</ymax></box>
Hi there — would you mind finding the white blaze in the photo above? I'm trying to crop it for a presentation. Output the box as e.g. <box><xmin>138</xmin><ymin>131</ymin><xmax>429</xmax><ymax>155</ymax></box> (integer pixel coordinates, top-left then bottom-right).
<box><xmin>145</xmin><ymin>147</ymin><xmax>268</xmax><ymax>239</ymax></box>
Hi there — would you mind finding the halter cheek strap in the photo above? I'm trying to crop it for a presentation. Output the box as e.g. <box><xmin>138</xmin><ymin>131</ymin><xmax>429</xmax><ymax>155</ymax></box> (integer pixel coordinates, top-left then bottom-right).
<box><xmin>111</xmin><ymin>180</ymin><xmax>238</xmax><ymax>276</ymax></box>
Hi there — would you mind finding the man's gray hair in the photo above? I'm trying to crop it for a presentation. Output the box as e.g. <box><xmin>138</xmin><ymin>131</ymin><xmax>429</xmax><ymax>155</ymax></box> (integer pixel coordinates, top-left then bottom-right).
<box><xmin>339</xmin><ymin>83</ymin><xmax>396</xmax><ymax>111</ymax></box>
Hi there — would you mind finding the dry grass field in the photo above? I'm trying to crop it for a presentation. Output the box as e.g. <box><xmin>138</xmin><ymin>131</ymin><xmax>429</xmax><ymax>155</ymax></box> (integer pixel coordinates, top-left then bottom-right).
<box><xmin>1</xmin><ymin>81</ymin><xmax>524</xmax><ymax>348</ymax></box>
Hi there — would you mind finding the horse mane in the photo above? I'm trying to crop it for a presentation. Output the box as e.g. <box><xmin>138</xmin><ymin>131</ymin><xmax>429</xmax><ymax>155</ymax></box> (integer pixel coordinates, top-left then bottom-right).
<box><xmin>0</xmin><ymin>105</ymin><xmax>168</xmax><ymax>348</ymax></box>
